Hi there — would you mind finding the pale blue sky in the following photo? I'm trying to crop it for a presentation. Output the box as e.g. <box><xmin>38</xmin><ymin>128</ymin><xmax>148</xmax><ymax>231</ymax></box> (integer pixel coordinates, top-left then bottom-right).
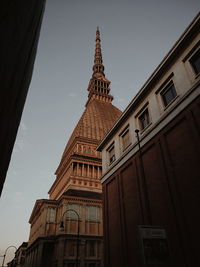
<box><xmin>0</xmin><ymin>0</ymin><xmax>199</xmax><ymax>264</ymax></box>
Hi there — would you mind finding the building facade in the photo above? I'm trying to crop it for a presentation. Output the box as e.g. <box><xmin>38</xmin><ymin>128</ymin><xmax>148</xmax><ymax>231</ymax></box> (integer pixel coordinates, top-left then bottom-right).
<box><xmin>25</xmin><ymin>28</ymin><xmax>121</xmax><ymax>267</ymax></box>
<box><xmin>7</xmin><ymin>242</ymin><xmax>28</xmax><ymax>267</ymax></box>
<box><xmin>0</xmin><ymin>0</ymin><xmax>46</xmax><ymax>196</ymax></box>
<box><xmin>98</xmin><ymin>14</ymin><xmax>200</xmax><ymax>267</ymax></box>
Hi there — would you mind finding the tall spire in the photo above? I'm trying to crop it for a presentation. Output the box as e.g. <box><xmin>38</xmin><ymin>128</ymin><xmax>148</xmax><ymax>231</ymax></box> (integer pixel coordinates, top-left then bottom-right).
<box><xmin>86</xmin><ymin>27</ymin><xmax>113</xmax><ymax>106</ymax></box>
<box><xmin>92</xmin><ymin>27</ymin><xmax>105</xmax><ymax>77</ymax></box>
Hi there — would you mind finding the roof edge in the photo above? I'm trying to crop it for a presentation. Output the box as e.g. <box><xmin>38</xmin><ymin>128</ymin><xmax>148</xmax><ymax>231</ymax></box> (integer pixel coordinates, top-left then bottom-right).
<box><xmin>97</xmin><ymin>12</ymin><xmax>200</xmax><ymax>151</ymax></box>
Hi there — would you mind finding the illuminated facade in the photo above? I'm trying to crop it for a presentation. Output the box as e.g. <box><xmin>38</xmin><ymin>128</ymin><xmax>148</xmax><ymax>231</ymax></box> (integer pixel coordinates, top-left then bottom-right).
<box><xmin>25</xmin><ymin>28</ymin><xmax>121</xmax><ymax>267</ymax></box>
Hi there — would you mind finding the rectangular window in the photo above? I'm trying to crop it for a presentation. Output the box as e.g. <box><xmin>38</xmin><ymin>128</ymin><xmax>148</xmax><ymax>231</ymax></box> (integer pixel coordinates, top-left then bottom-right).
<box><xmin>86</xmin><ymin>206</ymin><xmax>100</xmax><ymax>222</ymax></box>
<box><xmin>138</xmin><ymin>109</ymin><xmax>150</xmax><ymax>130</ymax></box>
<box><xmin>189</xmin><ymin>48</ymin><xmax>200</xmax><ymax>75</ymax></box>
<box><xmin>89</xmin><ymin>241</ymin><xmax>96</xmax><ymax>257</ymax></box>
<box><xmin>69</xmin><ymin>241</ymin><xmax>75</xmax><ymax>256</ymax></box>
<box><xmin>121</xmin><ymin>128</ymin><xmax>131</xmax><ymax>151</ymax></box>
<box><xmin>67</xmin><ymin>203</ymin><xmax>81</xmax><ymax>220</ymax></box>
<box><xmin>108</xmin><ymin>144</ymin><xmax>115</xmax><ymax>164</ymax></box>
<box><xmin>47</xmin><ymin>207</ymin><xmax>56</xmax><ymax>223</ymax></box>
<box><xmin>161</xmin><ymin>83</ymin><xmax>177</xmax><ymax>107</ymax></box>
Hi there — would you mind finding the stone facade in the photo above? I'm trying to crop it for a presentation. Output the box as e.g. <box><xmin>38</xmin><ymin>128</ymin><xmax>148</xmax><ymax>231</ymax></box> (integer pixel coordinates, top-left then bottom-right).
<box><xmin>7</xmin><ymin>242</ymin><xmax>28</xmax><ymax>267</ymax></box>
<box><xmin>25</xmin><ymin>28</ymin><xmax>121</xmax><ymax>267</ymax></box>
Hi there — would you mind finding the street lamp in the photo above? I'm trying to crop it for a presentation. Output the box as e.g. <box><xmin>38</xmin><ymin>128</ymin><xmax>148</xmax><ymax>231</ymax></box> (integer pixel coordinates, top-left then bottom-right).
<box><xmin>135</xmin><ymin>129</ymin><xmax>152</xmax><ymax>224</ymax></box>
<box><xmin>1</xmin><ymin>246</ymin><xmax>17</xmax><ymax>267</ymax></box>
<box><xmin>59</xmin><ymin>209</ymin><xmax>80</xmax><ymax>267</ymax></box>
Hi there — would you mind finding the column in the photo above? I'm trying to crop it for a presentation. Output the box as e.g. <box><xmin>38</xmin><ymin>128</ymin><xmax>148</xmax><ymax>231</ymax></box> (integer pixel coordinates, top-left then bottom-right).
<box><xmin>92</xmin><ymin>165</ymin><xmax>95</xmax><ymax>178</ymax></box>
<box><xmin>87</xmin><ymin>164</ymin><xmax>89</xmax><ymax>177</ymax></box>
<box><xmin>72</xmin><ymin>162</ymin><xmax>74</xmax><ymax>175</ymax></box>
<box><xmin>83</xmin><ymin>164</ymin><xmax>85</xmax><ymax>177</ymax></box>
<box><xmin>77</xmin><ymin>163</ymin><xmax>79</xmax><ymax>176</ymax></box>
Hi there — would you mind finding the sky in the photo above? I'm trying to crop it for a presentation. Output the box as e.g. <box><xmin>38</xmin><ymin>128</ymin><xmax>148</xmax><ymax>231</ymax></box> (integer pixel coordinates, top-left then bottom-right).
<box><xmin>0</xmin><ymin>0</ymin><xmax>199</xmax><ymax>264</ymax></box>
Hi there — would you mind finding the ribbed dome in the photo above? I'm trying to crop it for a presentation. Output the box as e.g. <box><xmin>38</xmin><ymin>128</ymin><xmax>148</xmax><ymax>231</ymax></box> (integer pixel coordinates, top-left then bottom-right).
<box><xmin>62</xmin><ymin>98</ymin><xmax>122</xmax><ymax>157</ymax></box>
<box><xmin>51</xmin><ymin>28</ymin><xmax>122</xmax><ymax>197</ymax></box>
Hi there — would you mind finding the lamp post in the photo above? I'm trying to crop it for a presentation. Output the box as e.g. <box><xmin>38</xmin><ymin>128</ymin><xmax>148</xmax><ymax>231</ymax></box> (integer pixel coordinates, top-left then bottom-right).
<box><xmin>1</xmin><ymin>246</ymin><xmax>17</xmax><ymax>267</ymax></box>
<box><xmin>135</xmin><ymin>129</ymin><xmax>152</xmax><ymax>224</ymax></box>
<box><xmin>59</xmin><ymin>209</ymin><xmax>80</xmax><ymax>267</ymax></box>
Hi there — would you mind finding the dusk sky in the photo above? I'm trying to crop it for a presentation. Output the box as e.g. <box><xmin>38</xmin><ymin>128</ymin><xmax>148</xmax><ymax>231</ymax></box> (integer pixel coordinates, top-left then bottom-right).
<box><xmin>0</xmin><ymin>0</ymin><xmax>199</xmax><ymax>264</ymax></box>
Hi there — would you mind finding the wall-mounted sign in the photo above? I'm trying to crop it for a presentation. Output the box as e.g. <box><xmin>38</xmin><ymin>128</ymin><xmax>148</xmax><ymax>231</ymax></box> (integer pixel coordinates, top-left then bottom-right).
<box><xmin>139</xmin><ymin>226</ymin><xmax>171</xmax><ymax>267</ymax></box>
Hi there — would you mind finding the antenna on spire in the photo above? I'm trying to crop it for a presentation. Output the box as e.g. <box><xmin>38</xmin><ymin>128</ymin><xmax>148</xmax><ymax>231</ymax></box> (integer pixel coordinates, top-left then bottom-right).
<box><xmin>96</xmin><ymin>26</ymin><xmax>100</xmax><ymax>40</ymax></box>
<box><xmin>93</xmin><ymin>26</ymin><xmax>104</xmax><ymax>76</ymax></box>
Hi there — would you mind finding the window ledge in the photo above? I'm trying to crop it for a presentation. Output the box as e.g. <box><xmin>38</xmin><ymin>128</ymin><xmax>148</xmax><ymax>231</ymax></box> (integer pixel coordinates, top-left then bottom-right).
<box><xmin>195</xmin><ymin>72</ymin><xmax>200</xmax><ymax>80</ymax></box>
<box><xmin>86</xmin><ymin>220</ymin><xmax>100</xmax><ymax>223</ymax></box>
<box><xmin>140</xmin><ymin>122</ymin><xmax>152</xmax><ymax>134</ymax></box>
<box><xmin>66</xmin><ymin>218</ymin><xmax>82</xmax><ymax>222</ymax></box>
<box><xmin>122</xmin><ymin>142</ymin><xmax>132</xmax><ymax>153</ymax></box>
<box><xmin>109</xmin><ymin>160</ymin><xmax>116</xmax><ymax>166</ymax></box>
<box><xmin>163</xmin><ymin>94</ymin><xmax>179</xmax><ymax>111</ymax></box>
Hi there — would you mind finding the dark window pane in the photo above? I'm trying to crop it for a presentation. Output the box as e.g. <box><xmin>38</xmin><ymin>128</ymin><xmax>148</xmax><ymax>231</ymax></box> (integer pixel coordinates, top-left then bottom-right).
<box><xmin>190</xmin><ymin>49</ymin><xmax>200</xmax><ymax>74</ymax></box>
<box><xmin>69</xmin><ymin>241</ymin><xmax>75</xmax><ymax>256</ymax></box>
<box><xmin>162</xmin><ymin>84</ymin><xmax>177</xmax><ymax>106</ymax></box>
<box><xmin>139</xmin><ymin>109</ymin><xmax>150</xmax><ymax>130</ymax></box>
<box><xmin>122</xmin><ymin>130</ymin><xmax>130</xmax><ymax>150</ymax></box>
<box><xmin>89</xmin><ymin>241</ymin><xmax>96</xmax><ymax>256</ymax></box>
<box><xmin>109</xmin><ymin>146</ymin><xmax>115</xmax><ymax>163</ymax></box>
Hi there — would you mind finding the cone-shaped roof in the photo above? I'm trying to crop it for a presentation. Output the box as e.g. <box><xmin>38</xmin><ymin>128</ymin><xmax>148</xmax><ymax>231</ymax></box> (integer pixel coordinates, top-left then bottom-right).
<box><xmin>61</xmin><ymin>98</ymin><xmax>122</xmax><ymax>158</ymax></box>
<box><xmin>60</xmin><ymin>27</ymin><xmax>122</xmax><ymax>157</ymax></box>
<box><xmin>53</xmin><ymin>28</ymin><xmax>122</xmax><ymax>184</ymax></box>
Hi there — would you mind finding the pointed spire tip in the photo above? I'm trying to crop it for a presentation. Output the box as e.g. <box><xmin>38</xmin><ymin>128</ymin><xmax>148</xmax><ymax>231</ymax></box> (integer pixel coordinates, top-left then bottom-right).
<box><xmin>93</xmin><ymin>26</ymin><xmax>104</xmax><ymax>76</ymax></box>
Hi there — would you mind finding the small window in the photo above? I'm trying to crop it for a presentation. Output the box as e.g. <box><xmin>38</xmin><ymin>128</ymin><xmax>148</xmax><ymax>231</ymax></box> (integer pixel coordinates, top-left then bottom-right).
<box><xmin>161</xmin><ymin>83</ymin><xmax>177</xmax><ymax>107</ymax></box>
<box><xmin>67</xmin><ymin>203</ymin><xmax>81</xmax><ymax>220</ymax></box>
<box><xmin>138</xmin><ymin>109</ymin><xmax>150</xmax><ymax>130</ymax></box>
<box><xmin>69</xmin><ymin>241</ymin><xmax>75</xmax><ymax>256</ymax></box>
<box><xmin>47</xmin><ymin>207</ymin><xmax>56</xmax><ymax>223</ymax></box>
<box><xmin>189</xmin><ymin>49</ymin><xmax>200</xmax><ymax>75</ymax></box>
<box><xmin>86</xmin><ymin>206</ymin><xmax>100</xmax><ymax>222</ymax></box>
<box><xmin>108</xmin><ymin>144</ymin><xmax>115</xmax><ymax>164</ymax></box>
<box><xmin>89</xmin><ymin>241</ymin><xmax>96</xmax><ymax>256</ymax></box>
<box><xmin>121</xmin><ymin>128</ymin><xmax>131</xmax><ymax>151</ymax></box>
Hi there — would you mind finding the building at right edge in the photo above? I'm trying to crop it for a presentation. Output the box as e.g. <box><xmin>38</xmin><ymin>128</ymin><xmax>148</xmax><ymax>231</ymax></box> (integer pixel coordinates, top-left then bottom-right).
<box><xmin>97</xmin><ymin>13</ymin><xmax>200</xmax><ymax>267</ymax></box>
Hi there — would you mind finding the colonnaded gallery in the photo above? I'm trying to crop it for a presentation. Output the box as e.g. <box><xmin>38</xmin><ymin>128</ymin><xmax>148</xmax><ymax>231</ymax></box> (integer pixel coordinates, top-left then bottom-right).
<box><xmin>24</xmin><ymin>28</ymin><xmax>121</xmax><ymax>267</ymax></box>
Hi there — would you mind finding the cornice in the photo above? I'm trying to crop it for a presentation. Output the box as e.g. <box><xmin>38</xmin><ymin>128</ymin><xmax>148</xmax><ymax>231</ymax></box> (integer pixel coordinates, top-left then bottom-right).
<box><xmin>98</xmin><ymin>12</ymin><xmax>200</xmax><ymax>150</ymax></box>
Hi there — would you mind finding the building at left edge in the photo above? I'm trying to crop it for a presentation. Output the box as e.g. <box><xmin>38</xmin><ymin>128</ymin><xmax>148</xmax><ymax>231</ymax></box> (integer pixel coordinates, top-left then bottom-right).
<box><xmin>7</xmin><ymin>242</ymin><xmax>28</xmax><ymax>267</ymax></box>
<box><xmin>0</xmin><ymin>0</ymin><xmax>46</xmax><ymax>196</ymax></box>
<box><xmin>24</xmin><ymin>28</ymin><xmax>122</xmax><ymax>267</ymax></box>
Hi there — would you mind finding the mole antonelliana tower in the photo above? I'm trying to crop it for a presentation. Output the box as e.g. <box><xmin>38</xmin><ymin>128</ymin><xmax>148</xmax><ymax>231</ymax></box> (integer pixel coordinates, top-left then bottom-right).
<box><xmin>25</xmin><ymin>28</ymin><xmax>122</xmax><ymax>267</ymax></box>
